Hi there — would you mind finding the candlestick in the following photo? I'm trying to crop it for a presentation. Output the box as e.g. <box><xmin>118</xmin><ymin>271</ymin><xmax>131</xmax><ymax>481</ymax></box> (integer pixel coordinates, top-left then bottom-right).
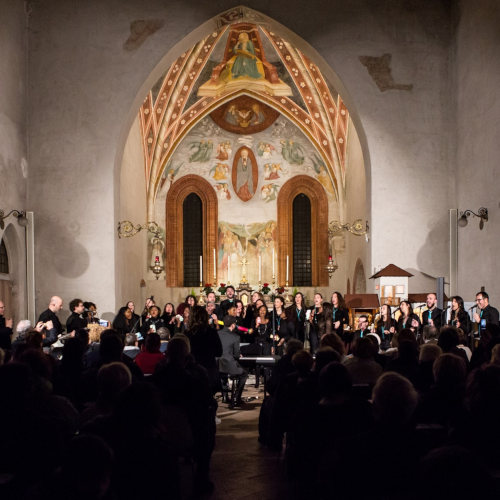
<box><xmin>272</xmin><ymin>248</ymin><xmax>275</xmax><ymax>276</ymax></box>
<box><xmin>200</xmin><ymin>255</ymin><xmax>203</xmax><ymax>284</ymax></box>
<box><xmin>213</xmin><ymin>248</ymin><xmax>216</xmax><ymax>282</ymax></box>
<box><xmin>258</xmin><ymin>255</ymin><xmax>262</xmax><ymax>282</ymax></box>
<box><xmin>286</xmin><ymin>255</ymin><xmax>289</xmax><ymax>283</ymax></box>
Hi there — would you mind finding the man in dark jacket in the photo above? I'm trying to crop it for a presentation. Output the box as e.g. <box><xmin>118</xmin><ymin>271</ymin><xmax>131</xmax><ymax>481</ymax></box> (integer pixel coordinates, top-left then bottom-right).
<box><xmin>218</xmin><ymin>315</ymin><xmax>247</xmax><ymax>407</ymax></box>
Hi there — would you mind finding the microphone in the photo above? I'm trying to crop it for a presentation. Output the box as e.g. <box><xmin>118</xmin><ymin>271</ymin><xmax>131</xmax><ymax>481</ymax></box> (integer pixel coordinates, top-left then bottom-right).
<box><xmin>416</xmin><ymin>303</ymin><xmax>427</xmax><ymax>309</ymax></box>
<box><xmin>468</xmin><ymin>305</ymin><xmax>477</xmax><ymax>311</ymax></box>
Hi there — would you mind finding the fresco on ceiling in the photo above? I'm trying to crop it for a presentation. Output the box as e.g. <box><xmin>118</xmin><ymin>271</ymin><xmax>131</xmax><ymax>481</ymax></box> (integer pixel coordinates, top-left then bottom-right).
<box><xmin>197</xmin><ymin>23</ymin><xmax>293</xmax><ymax>98</ymax></box>
<box><xmin>158</xmin><ymin>114</ymin><xmax>336</xmax><ymax>209</ymax></box>
<box><xmin>210</xmin><ymin>95</ymin><xmax>280</xmax><ymax>134</ymax></box>
<box><xmin>218</xmin><ymin>220</ymin><xmax>277</xmax><ymax>285</ymax></box>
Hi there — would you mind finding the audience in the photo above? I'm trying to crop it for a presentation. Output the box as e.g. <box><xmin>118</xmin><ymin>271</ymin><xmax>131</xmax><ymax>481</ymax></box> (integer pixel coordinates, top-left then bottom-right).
<box><xmin>1</xmin><ymin>292</ymin><xmax>499</xmax><ymax>499</ymax></box>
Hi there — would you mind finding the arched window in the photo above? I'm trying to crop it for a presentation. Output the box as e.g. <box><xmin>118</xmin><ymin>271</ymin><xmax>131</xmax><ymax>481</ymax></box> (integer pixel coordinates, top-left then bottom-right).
<box><xmin>277</xmin><ymin>175</ymin><xmax>329</xmax><ymax>286</ymax></box>
<box><xmin>292</xmin><ymin>194</ymin><xmax>312</xmax><ymax>286</ymax></box>
<box><xmin>183</xmin><ymin>193</ymin><xmax>203</xmax><ymax>286</ymax></box>
<box><xmin>0</xmin><ymin>239</ymin><xmax>8</xmax><ymax>274</ymax></box>
<box><xmin>165</xmin><ymin>175</ymin><xmax>218</xmax><ymax>287</ymax></box>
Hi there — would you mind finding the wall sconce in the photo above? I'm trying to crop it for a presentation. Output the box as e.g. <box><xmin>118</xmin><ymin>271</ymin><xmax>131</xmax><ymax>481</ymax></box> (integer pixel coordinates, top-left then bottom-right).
<box><xmin>117</xmin><ymin>220</ymin><xmax>161</xmax><ymax>239</ymax></box>
<box><xmin>328</xmin><ymin>219</ymin><xmax>370</xmax><ymax>238</ymax></box>
<box><xmin>458</xmin><ymin>207</ymin><xmax>488</xmax><ymax>230</ymax></box>
<box><xmin>150</xmin><ymin>255</ymin><xmax>164</xmax><ymax>280</ymax></box>
<box><xmin>0</xmin><ymin>209</ymin><xmax>28</xmax><ymax>229</ymax></box>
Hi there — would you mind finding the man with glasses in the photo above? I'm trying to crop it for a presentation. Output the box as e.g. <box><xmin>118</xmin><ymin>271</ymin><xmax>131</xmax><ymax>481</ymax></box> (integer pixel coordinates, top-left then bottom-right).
<box><xmin>473</xmin><ymin>291</ymin><xmax>499</xmax><ymax>327</ymax></box>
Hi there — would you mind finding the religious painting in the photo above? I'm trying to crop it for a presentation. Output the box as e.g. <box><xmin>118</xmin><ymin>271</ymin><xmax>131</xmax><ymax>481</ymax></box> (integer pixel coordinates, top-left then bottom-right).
<box><xmin>311</xmin><ymin>152</ymin><xmax>335</xmax><ymax>196</ymax></box>
<box><xmin>264</xmin><ymin>163</ymin><xmax>282</xmax><ymax>180</ymax></box>
<box><xmin>218</xmin><ymin>220</ymin><xmax>277</xmax><ymax>284</ymax></box>
<box><xmin>197</xmin><ymin>23</ymin><xmax>292</xmax><ymax>97</ymax></box>
<box><xmin>257</xmin><ymin>142</ymin><xmax>275</xmax><ymax>159</ymax></box>
<box><xmin>210</xmin><ymin>163</ymin><xmax>229</xmax><ymax>181</ymax></box>
<box><xmin>210</xmin><ymin>95</ymin><xmax>280</xmax><ymax>135</ymax></box>
<box><xmin>214</xmin><ymin>182</ymin><xmax>231</xmax><ymax>200</ymax></box>
<box><xmin>232</xmin><ymin>146</ymin><xmax>258</xmax><ymax>202</ymax></box>
<box><xmin>280</xmin><ymin>139</ymin><xmax>305</xmax><ymax>165</ymax></box>
<box><xmin>215</xmin><ymin>141</ymin><xmax>232</xmax><ymax>160</ymax></box>
<box><xmin>160</xmin><ymin>159</ymin><xmax>183</xmax><ymax>189</ymax></box>
<box><xmin>188</xmin><ymin>140</ymin><xmax>213</xmax><ymax>162</ymax></box>
<box><xmin>261</xmin><ymin>183</ymin><xmax>279</xmax><ymax>202</ymax></box>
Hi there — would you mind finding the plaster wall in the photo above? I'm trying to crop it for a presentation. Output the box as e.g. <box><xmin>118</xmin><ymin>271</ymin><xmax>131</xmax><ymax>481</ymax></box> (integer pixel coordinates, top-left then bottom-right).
<box><xmin>455</xmin><ymin>0</ymin><xmax>500</xmax><ymax>301</ymax></box>
<box><xmin>116</xmin><ymin>116</ymin><xmax>147</xmax><ymax>312</ymax></box>
<box><xmin>0</xmin><ymin>0</ymin><xmax>27</xmax><ymax>323</ymax></box>
<box><xmin>27</xmin><ymin>0</ymin><xmax>457</xmax><ymax>310</ymax></box>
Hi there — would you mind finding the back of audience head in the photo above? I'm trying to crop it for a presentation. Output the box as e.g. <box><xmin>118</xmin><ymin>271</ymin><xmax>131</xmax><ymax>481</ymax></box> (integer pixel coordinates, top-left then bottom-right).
<box><xmin>319</xmin><ymin>332</ymin><xmax>345</xmax><ymax>356</ymax></box>
<box><xmin>422</xmin><ymin>324</ymin><xmax>438</xmax><ymax>343</ymax></box>
<box><xmin>97</xmin><ymin>362</ymin><xmax>132</xmax><ymax>402</ymax></box>
<box><xmin>25</xmin><ymin>329</ymin><xmax>43</xmax><ymax>350</ymax></box>
<box><xmin>284</xmin><ymin>338</ymin><xmax>303</xmax><ymax>357</ymax></box>
<box><xmin>99</xmin><ymin>330</ymin><xmax>124</xmax><ymax>364</ymax></box>
<box><xmin>145</xmin><ymin>332</ymin><xmax>161</xmax><ymax>353</ymax></box>
<box><xmin>437</xmin><ymin>326</ymin><xmax>459</xmax><ymax>352</ymax></box>
<box><xmin>433</xmin><ymin>353</ymin><xmax>466</xmax><ymax>390</ymax></box>
<box><xmin>466</xmin><ymin>364</ymin><xmax>500</xmax><ymax>419</ymax></box>
<box><xmin>61</xmin><ymin>337</ymin><xmax>86</xmax><ymax>369</ymax></box>
<box><xmin>319</xmin><ymin>361</ymin><xmax>352</xmax><ymax>401</ymax></box>
<box><xmin>314</xmin><ymin>347</ymin><xmax>341</xmax><ymax>374</ymax></box>
<box><xmin>165</xmin><ymin>335</ymin><xmax>191</xmax><ymax>365</ymax></box>
<box><xmin>291</xmin><ymin>349</ymin><xmax>313</xmax><ymax>375</ymax></box>
<box><xmin>372</xmin><ymin>372</ymin><xmax>418</xmax><ymax>426</ymax></box>
<box><xmin>125</xmin><ymin>333</ymin><xmax>137</xmax><ymax>346</ymax></box>
<box><xmin>419</xmin><ymin>343</ymin><xmax>442</xmax><ymax>363</ymax></box>
<box><xmin>157</xmin><ymin>327</ymin><xmax>170</xmax><ymax>341</ymax></box>
<box><xmin>190</xmin><ymin>305</ymin><xmax>209</xmax><ymax>330</ymax></box>
<box><xmin>15</xmin><ymin>319</ymin><xmax>31</xmax><ymax>341</ymax></box>
<box><xmin>352</xmin><ymin>336</ymin><xmax>377</xmax><ymax>359</ymax></box>
<box><xmin>490</xmin><ymin>344</ymin><xmax>500</xmax><ymax>366</ymax></box>
<box><xmin>392</xmin><ymin>328</ymin><xmax>415</xmax><ymax>349</ymax></box>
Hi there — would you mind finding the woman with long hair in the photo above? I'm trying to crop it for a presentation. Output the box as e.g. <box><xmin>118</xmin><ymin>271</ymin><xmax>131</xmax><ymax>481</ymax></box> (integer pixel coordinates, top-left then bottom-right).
<box><xmin>112</xmin><ymin>306</ymin><xmax>133</xmax><ymax>338</ymax></box>
<box><xmin>161</xmin><ymin>302</ymin><xmax>176</xmax><ymax>337</ymax></box>
<box><xmin>272</xmin><ymin>296</ymin><xmax>288</xmax><ymax>355</ymax></box>
<box><xmin>376</xmin><ymin>303</ymin><xmax>397</xmax><ymax>349</ymax></box>
<box><xmin>331</xmin><ymin>291</ymin><xmax>350</xmax><ymax>341</ymax></box>
<box><xmin>397</xmin><ymin>300</ymin><xmax>421</xmax><ymax>334</ymax></box>
<box><xmin>242</xmin><ymin>304</ymin><xmax>272</xmax><ymax>356</ymax></box>
<box><xmin>448</xmin><ymin>295</ymin><xmax>471</xmax><ymax>333</ymax></box>
<box><xmin>285</xmin><ymin>292</ymin><xmax>307</xmax><ymax>342</ymax></box>
<box><xmin>176</xmin><ymin>294</ymin><xmax>197</xmax><ymax>316</ymax></box>
<box><xmin>308</xmin><ymin>293</ymin><xmax>324</xmax><ymax>354</ymax></box>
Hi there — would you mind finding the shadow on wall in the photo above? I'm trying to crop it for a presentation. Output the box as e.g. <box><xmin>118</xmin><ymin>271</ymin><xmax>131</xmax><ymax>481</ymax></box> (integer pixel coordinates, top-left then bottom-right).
<box><xmin>38</xmin><ymin>216</ymin><xmax>90</xmax><ymax>279</ymax></box>
<box><xmin>412</xmin><ymin>211</ymin><xmax>449</xmax><ymax>292</ymax></box>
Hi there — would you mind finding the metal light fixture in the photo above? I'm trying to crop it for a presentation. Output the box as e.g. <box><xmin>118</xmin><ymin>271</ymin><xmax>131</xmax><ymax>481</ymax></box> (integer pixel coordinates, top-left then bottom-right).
<box><xmin>328</xmin><ymin>219</ymin><xmax>369</xmax><ymax>237</ymax></box>
<box><xmin>326</xmin><ymin>255</ymin><xmax>339</xmax><ymax>279</ymax></box>
<box><xmin>117</xmin><ymin>220</ymin><xmax>161</xmax><ymax>239</ymax></box>
<box><xmin>0</xmin><ymin>209</ymin><xmax>28</xmax><ymax>229</ymax></box>
<box><xmin>150</xmin><ymin>255</ymin><xmax>164</xmax><ymax>280</ymax></box>
<box><xmin>458</xmin><ymin>207</ymin><xmax>488</xmax><ymax>230</ymax></box>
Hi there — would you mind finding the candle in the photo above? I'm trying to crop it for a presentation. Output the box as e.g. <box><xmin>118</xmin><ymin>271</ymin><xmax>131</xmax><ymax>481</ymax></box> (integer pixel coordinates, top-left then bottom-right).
<box><xmin>272</xmin><ymin>249</ymin><xmax>275</xmax><ymax>276</ymax></box>
<box><xmin>258</xmin><ymin>255</ymin><xmax>262</xmax><ymax>282</ymax></box>
<box><xmin>200</xmin><ymin>255</ymin><xmax>203</xmax><ymax>283</ymax></box>
<box><xmin>213</xmin><ymin>248</ymin><xmax>216</xmax><ymax>278</ymax></box>
<box><xmin>286</xmin><ymin>255</ymin><xmax>289</xmax><ymax>282</ymax></box>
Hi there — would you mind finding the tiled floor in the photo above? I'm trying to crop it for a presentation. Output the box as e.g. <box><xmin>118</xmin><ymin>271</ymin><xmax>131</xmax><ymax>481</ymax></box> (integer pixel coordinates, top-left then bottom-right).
<box><xmin>209</xmin><ymin>380</ymin><xmax>291</xmax><ymax>499</ymax></box>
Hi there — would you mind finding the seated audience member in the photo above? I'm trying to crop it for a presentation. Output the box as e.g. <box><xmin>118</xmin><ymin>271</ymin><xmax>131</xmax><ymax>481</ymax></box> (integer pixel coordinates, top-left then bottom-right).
<box><xmin>343</xmin><ymin>336</ymin><xmax>383</xmax><ymax>386</ymax></box>
<box><xmin>422</xmin><ymin>324</ymin><xmax>439</xmax><ymax>344</ymax></box>
<box><xmin>456</xmin><ymin>328</ymin><xmax>472</xmax><ymax>361</ymax></box>
<box><xmin>157</xmin><ymin>326</ymin><xmax>170</xmax><ymax>353</ymax></box>
<box><xmin>415</xmin><ymin>343</ymin><xmax>442</xmax><ymax>393</ymax></box>
<box><xmin>470</xmin><ymin>323</ymin><xmax>500</xmax><ymax>369</ymax></box>
<box><xmin>319</xmin><ymin>332</ymin><xmax>345</xmax><ymax>359</ymax></box>
<box><xmin>66</xmin><ymin>298</ymin><xmax>88</xmax><ymax>333</ymax></box>
<box><xmin>267</xmin><ymin>338</ymin><xmax>304</xmax><ymax>395</ymax></box>
<box><xmin>80</xmin><ymin>361</ymin><xmax>132</xmax><ymax>424</ymax></box>
<box><xmin>490</xmin><ymin>343</ymin><xmax>500</xmax><ymax>366</ymax></box>
<box><xmin>218</xmin><ymin>315</ymin><xmax>248</xmax><ymax>407</ymax></box>
<box><xmin>437</xmin><ymin>326</ymin><xmax>468</xmax><ymax>364</ymax></box>
<box><xmin>134</xmin><ymin>332</ymin><xmax>164</xmax><ymax>375</ymax></box>
<box><xmin>386</xmin><ymin>335</ymin><xmax>420</xmax><ymax>386</ymax></box>
<box><xmin>417</xmin><ymin>353</ymin><xmax>467</xmax><ymax>429</ymax></box>
<box><xmin>123</xmin><ymin>332</ymin><xmax>140</xmax><ymax>359</ymax></box>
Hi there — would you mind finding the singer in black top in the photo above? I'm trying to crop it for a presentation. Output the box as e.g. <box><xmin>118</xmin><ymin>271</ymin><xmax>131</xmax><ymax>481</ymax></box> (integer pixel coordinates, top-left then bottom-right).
<box><xmin>219</xmin><ymin>286</ymin><xmax>236</xmax><ymax>319</ymax></box>
<box><xmin>397</xmin><ymin>300</ymin><xmax>421</xmax><ymax>334</ymax></box>
<box><xmin>376</xmin><ymin>303</ymin><xmax>397</xmax><ymax>350</ymax></box>
<box><xmin>421</xmin><ymin>293</ymin><xmax>444</xmax><ymax>330</ymax></box>
<box><xmin>473</xmin><ymin>291</ymin><xmax>500</xmax><ymax>327</ymax></box>
<box><xmin>271</xmin><ymin>296</ymin><xmax>289</xmax><ymax>354</ymax></box>
<box><xmin>66</xmin><ymin>298</ymin><xmax>88</xmax><ymax>333</ymax></box>
<box><xmin>112</xmin><ymin>306</ymin><xmax>134</xmax><ymax>338</ymax></box>
<box><xmin>448</xmin><ymin>295</ymin><xmax>471</xmax><ymax>333</ymax></box>
<box><xmin>285</xmin><ymin>292</ymin><xmax>307</xmax><ymax>342</ymax></box>
<box><xmin>308</xmin><ymin>293</ymin><xmax>324</xmax><ymax>354</ymax></box>
<box><xmin>140</xmin><ymin>306</ymin><xmax>166</xmax><ymax>335</ymax></box>
<box><xmin>161</xmin><ymin>302</ymin><xmax>177</xmax><ymax>337</ymax></box>
<box><xmin>241</xmin><ymin>304</ymin><xmax>272</xmax><ymax>356</ymax></box>
<box><xmin>331</xmin><ymin>291</ymin><xmax>350</xmax><ymax>342</ymax></box>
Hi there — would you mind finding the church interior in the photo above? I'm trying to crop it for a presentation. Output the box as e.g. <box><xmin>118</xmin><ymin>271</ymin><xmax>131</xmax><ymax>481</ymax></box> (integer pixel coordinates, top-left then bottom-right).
<box><xmin>1</xmin><ymin>0</ymin><xmax>500</xmax><ymax>498</ymax></box>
